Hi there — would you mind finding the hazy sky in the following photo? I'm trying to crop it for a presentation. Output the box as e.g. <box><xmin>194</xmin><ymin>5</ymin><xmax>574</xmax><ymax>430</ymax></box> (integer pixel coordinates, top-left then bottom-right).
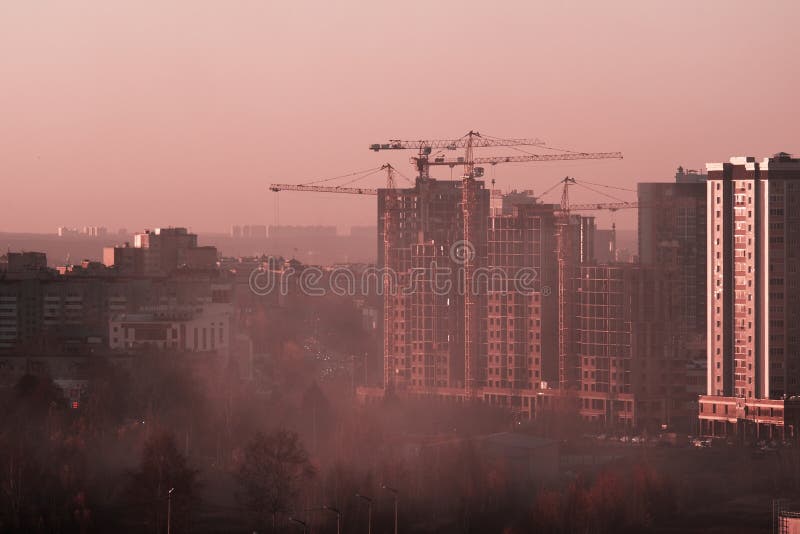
<box><xmin>2</xmin><ymin>0</ymin><xmax>798</xmax><ymax>234</ymax></box>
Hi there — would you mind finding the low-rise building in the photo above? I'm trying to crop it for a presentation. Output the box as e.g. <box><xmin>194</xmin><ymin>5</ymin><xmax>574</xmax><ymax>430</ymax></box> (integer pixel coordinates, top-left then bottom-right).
<box><xmin>109</xmin><ymin>303</ymin><xmax>233</xmax><ymax>360</ymax></box>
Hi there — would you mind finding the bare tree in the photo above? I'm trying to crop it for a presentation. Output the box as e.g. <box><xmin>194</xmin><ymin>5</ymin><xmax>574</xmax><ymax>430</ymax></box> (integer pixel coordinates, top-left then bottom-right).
<box><xmin>235</xmin><ymin>429</ymin><xmax>315</xmax><ymax>532</ymax></box>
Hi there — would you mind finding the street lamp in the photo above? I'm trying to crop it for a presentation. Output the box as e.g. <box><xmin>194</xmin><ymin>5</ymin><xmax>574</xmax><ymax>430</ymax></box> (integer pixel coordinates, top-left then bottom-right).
<box><xmin>356</xmin><ymin>493</ymin><xmax>373</xmax><ymax>534</ymax></box>
<box><xmin>289</xmin><ymin>516</ymin><xmax>309</xmax><ymax>534</ymax></box>
<box><xmin>381</xmin><ymin>485</ymin><xmax>399</xmax><ymax>534</ymax></box>
<box><xmin>167</xmin><ymin>488</ymin><xmax>175</xmax><ymax>534</ymax></box>
<box><xmin>323</xmin><ymin>505</ymin><xmax>342</xmax><ymax>534</ymax></box>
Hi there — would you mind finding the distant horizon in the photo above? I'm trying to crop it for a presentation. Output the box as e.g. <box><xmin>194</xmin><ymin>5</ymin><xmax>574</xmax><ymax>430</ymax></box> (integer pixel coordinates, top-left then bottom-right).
<box><xmin>3</xmin><ymin>166</ymin><xmax>706</xmax><ymax>236</ymax></box>
<box><xmin>0</xmin><ymin>219</ymin><xmax>643</xmax><ymax>237</ymax></box>
<box><xmin>0</xmin><ymin>224</ymin><xmax>640</xmax><ymax>269</ymax></box>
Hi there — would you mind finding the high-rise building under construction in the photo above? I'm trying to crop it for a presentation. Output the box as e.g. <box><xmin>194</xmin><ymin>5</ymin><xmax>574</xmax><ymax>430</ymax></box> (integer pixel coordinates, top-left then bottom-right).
<box><xmin>378</xmin><ymin>178</ymin><xmax>595</xmax><ymax>406</ymax></box>
<box><xmin>485</xmin><ymin>193</ymin><xmax>559</xmax><ymax>394</ymax></box>
<box><xmin>378</xmin><ymin>178</ymin><xmax>489</xmax><ymax>392</ymax></box>
<box><xmin>575</xmin><ymin>263</ymin><xmax>688</xmax><ymax>428</ymax></box>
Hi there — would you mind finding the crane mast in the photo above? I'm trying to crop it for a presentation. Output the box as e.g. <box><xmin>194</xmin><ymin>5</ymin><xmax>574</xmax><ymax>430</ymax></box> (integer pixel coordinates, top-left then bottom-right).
<box><xmin>462</xmin><ymin>132</ymin><xmax>480</xmax><ymax>396</ymax></box>
<box><xmin>382</xmin><ymin>164</ymin><xmax>399</xmax><ymax>392</ymax></box>
<box><xmin>556</xmin><ymin>178</ymin><xmax>578</xmax><ymax>391</ymax></box>
<box><xmin>553</xmin><ymin>177</ymin><xmax>640</xmax><ymax>392</ymax></box>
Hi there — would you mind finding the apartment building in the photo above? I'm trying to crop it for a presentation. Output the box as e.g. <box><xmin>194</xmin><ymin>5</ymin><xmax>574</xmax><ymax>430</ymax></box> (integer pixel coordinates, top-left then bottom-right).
<box><xmin>699</xmin><ymin>153</ymin><xmax>800</xmax><ymax>439</ymax></box>
<box><xmin>104</xmin><ymin>227</ymin><xmax>217</xmax><ymax>275</ymax></box>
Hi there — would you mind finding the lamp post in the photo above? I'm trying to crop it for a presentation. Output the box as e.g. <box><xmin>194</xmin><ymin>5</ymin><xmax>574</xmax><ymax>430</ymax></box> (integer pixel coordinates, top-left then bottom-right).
<box><xmin>356</xmin><ymin>493</ymin><xmax>373</xmax><ymax>534</ymax></box>
<box><xmin>323</xmin><ymin>505</ymin><xmax>342</xmax><ymax>534</ymax></box>
<box><xmin>381</xmin><ymin>485</ymin><xmax>399</xmax><ymax>534</ymax></box>
<box><xmin>289</xmin><ymin>516</ymin><xmax>309</xmax><ymax>534</ymax></box>
<box><xmin>166</xmin><ymin>488</ymin><xmax>175</xmax><ymax>534</ymax></box>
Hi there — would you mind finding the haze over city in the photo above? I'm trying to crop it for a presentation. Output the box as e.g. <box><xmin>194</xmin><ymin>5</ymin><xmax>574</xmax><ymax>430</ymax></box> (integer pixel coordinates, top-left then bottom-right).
<box><xmin>2</xmin><ymin>0</ymin><xmax>798</xmax><ymax>233</ymax></box>
<box><xmin>4</xmin><ymin>2</ymin><xmax>800</xmax><ymax>533</ymax></box>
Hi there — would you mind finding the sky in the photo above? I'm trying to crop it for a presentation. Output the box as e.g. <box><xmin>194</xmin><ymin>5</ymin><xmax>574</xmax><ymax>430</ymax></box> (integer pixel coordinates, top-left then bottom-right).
<box><xmin>2</xmin><ymin>0</ymin><xmax>799</xmax><ymax>234</ymax></box>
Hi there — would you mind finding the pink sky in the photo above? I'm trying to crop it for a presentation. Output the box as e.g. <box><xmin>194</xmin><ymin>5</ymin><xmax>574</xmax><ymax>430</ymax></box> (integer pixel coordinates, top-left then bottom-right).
<box><xmin>2</xmin><ymin>0</ymin><xmax>798</xmax><ymax>234</ymax></box>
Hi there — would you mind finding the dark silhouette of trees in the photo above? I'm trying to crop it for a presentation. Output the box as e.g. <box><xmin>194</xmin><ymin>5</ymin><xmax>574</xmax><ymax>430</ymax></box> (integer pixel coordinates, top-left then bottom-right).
<box><xmin>235</xmin><ymin>429</ymin><xmax>315</xmax><ymax>532</ymax></box>
<box><xmin>0</xmin><ymin>294</ymin><xmax>786</xmax><ymax>534</ymax></box>
<box><xmin>127</xmin><ymin>432</ymin><xmax>198</xmax><ymax>534</ymax></box>
<box><xmin>77</xmin><ymin>358</ymin><xmax>132</xmax><ymax>439</ymax></box>
<box><xmin>0</xmin><ymin>374</ymin><xmax>90</xmax><ymax>533</ymax></box>
<box><xmin>528</xmin><ymin>464</ymin><xmax>678</xmax><ymax>534</ymax></box>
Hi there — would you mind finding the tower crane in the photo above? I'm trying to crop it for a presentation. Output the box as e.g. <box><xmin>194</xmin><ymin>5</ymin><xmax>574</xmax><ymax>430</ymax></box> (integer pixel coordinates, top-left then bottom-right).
<box><xmin>272</xmin><ymin>135</ymin><xmax>623</xmax><ymax>197</ymax></box>
<box><xmin>549</xmin><ymin>176</ymin><xmax>641</xmax><ymax>392</ymax></box>
<box><xmin>269</xmin><ymin>163</ymin><xmax>411</xmax><ymax>196</ymax></box>
<box><xmin>268</xmin><ymin>135</ymin><xmax>626</xmax><ymax>397</ymax></box>
<box><xmin>370</xmin><ymin>130</ymin><xmax>547</xmax><ymax>180</ymax></box>
<box><xmin>553</xmin><ymin>176</ymin><xmax>639</xmax><ymax>213</ymax></box>
<box><xmin>382</xmin><ymin>164</ymin><xmax>399</xmax><ymax>392</ymax></box>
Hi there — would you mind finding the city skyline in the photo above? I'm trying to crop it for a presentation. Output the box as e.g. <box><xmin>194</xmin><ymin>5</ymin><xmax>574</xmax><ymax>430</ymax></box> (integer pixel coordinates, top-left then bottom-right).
<box><xmin>3</xmin><ymin>2</ymin><xmax>800</xmax><ymax>531</ymax></box>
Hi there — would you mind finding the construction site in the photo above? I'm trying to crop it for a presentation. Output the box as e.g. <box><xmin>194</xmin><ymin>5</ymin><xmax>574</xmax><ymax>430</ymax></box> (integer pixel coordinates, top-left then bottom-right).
<box><xmin>271</xmin><ymin>131</ymin><xmax>695</xmax><ymax>432</ymax></box>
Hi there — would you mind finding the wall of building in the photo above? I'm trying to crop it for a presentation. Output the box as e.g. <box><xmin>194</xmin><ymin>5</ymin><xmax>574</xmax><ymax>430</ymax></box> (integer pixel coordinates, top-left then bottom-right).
<box><xmin>699</xmin><ymin>153</ymin><xmax>800</xmax><ymax>438</ymax></box>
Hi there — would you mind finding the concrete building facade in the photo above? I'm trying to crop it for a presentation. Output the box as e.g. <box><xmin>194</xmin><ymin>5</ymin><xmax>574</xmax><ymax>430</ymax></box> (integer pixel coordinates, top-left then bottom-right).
<box><xmin>104</xmin><ymin>227</ymin><xmax>217</xmax><ymax>275</ymax></box>
<box><xmin>638</xmin><ymin>176</ymin><xmax>707</xmax><ymax>339</ymax></box>
<box><xmin>379</xmin><ymin>178</ymin><xmax>477</xmax><ymax>391</ymax></box>
<box><xmin>485</xmin><ymin>197</ymin><xmax>561</xmax><ymax>395</ymax></box>
<box><xmin>575</xmin><ymin>264</ymin><xmax>688</xmax><ymax>429</ymax></box>
<box><xmin>378</xmin><ymin>179</ymin><xmax>602</xmax><ymax>422</ymax></box>
<box><xmin>109</xmin><ymin>303</ymin><xmax>232</xmax><ymax>359</ymax></box>
<box><xmin>699</xmin><ymin>153</ymin><xmax>800</xmax><ymax>439</ymax></box>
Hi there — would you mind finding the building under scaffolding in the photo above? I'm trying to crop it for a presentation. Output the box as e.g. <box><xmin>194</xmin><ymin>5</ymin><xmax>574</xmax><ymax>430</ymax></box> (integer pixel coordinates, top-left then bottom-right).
<box><xmin>378</xmin><ymin>179</ymin><xmax>596</xmax><ymax>414</ymax></box>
